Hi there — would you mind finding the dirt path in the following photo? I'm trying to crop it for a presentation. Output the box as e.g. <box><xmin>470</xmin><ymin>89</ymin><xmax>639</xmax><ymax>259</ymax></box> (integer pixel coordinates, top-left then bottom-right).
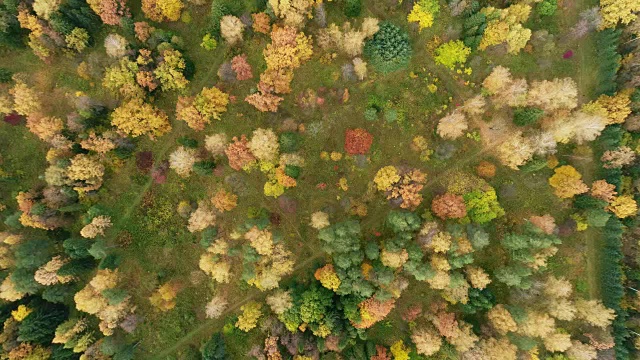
<box><xmin>149</xmin><ymin>253</ymin><xmax>323</xmax><ymax>359</ymax></box>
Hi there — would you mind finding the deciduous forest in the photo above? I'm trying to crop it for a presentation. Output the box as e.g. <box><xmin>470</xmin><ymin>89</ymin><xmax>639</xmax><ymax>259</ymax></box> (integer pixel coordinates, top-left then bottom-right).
<box><xmin>1</xmin><ymin>0</ymin><xmax>640</xmax><ymax>358</ymax></box>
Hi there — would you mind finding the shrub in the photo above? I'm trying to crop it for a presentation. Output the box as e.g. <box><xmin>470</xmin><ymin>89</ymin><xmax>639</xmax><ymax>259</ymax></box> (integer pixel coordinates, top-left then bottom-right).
<box><xmin>0</xmin><ymin>68</ymin><xmax>12</xmax><ymax>83</ymax></box>
<box><xmin>537</xmin><ymin>0</ymin><xmax>557</xmax><ymax>16</ymax></box>
<box><xmin>193</xmin><ymin>160</ymin><xmax>216</xmax><ymax>176</ymax></box>
<box><xmin>344</xmin><ymin>0</ymin><xmax>361</xmax><ymax>18</ymax></box>
<box><xmin>201</xmin><ymin>333</ymin><xmax>226</xmax><ymax>360</ymax></box>
<box><xmin>364</xmin><ymin>23</ymin><xmax>412</xmax><ymax>73</ymax></box>
<box><xmin>364</xmin><ymin>107</ymin><xmax>378</xmax><ymax>121</ymax></box>
<box><xmin>279</xmin><ymin>132</ymin><xmax>301</xmax><ymax>153</ymax></box>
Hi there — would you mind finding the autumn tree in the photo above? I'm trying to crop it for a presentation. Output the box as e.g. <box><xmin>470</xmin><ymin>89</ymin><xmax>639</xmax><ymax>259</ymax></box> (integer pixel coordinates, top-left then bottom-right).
<box><xmin>154</xmin><ymin>49</ymin><xmax>189</xmax><ymax>91</ymax></box>
<box><xmin>231</xmin><ymin>54</ymin><xmax>253</xmax><ymax>80</ymax></box>
<box><xmin>26</xmin><ymin>114</ymin><xmax>64</xmax><ymax>142</ymax></box>
<box><xmin>245</xmin><ymin>92</ymin><xmax>283</xmax><ymax>112</ymax></box>
<box><xmin>188</xmin><ymin>202</ymin><xmax>216</xmax><ymax>233</ymax></box>
<box><xmin>248</xmin><ymin>128</ymin><xmax>280</xmax><ymax>162</ymax></box>
<box><xmin>590</xmin><ymin>179</ymin><xmax>617</xmax><ymax>202</ymax></box>
<box><xmin>314</xmin><ymin>264</ymin><xmax>341</xmax><ymax>291</ymax></box>
<box><xmin>487</xmin><ymin>304</ymin><xmax>517</xmax><ymax>335</ymax></box>
<box><xmin>606</xmin><ymin>195</ymin><xmax>638</xmax><ymax>218</ymax></box>
<box><xmin>431</xmin><ymin>193</ymin><xmax>467</xmax><ymax>220</ymax></box>
<box><xmin>111</xmin><ymin>98</ymin><xmax>171</xmax><ymax>138</ymax></box>
<box><xmin>575</xmin><ymin>299</ymin><xmax>615</xmax><ymax>328</ymax></box>
<box><xmin>407</xmin><ymin>0</ymin><xmax>439</xmax><ymax>31</ymax></box>
<box><xmin>176</xmin><ymin>87</ymin><xmax>229</xmax><ymax>130</ymax></box>
<box><xmin>309</xmin><ymin>211</ymin><xmax>330</xmax><ymax>230</ymax></box>
<box><xmin>527</xmin><ymin>78</ymin><xmax>578</xmax><ymax>111</ymax></box>
<box><xmin>269</xmin><ymin>0</ymin><xmax>313</xmax><ymax>28</ymax></box>
<box><xmin>142</xmin><ymin>0</ymin><xmax>183</xmax><ymax>22</ymax></box>
<box><xmin>74</xmin><ymin>269</ymin><xmax>133</xmax><ymax>335</ymax></box>
<box><xmin>548</xmin><ymin>165</ymin><xmax>589</xmax><ymax>199</ymax></box>
<box><xmin>235</xmin><ymin>301</ymin><xmax>262</xmax><ymax>332</ymax></box>
<box><xmin>344</xmin><ymin>128</ymin><xmax>374</xmax><ymax>155</ymax></box>
<box><xmin>204</xmin><ymin>133</ymin><xmax>228</xmax><ymax>157</ymax></box>
<box><xmin>599</xmin><ymin>0</ymin><xmax>640</xmax><ymax>29</ymax></box>
<box><xmin>437</xmin><ymin>111</ymin><xmax>468</xmax><ymax>139</ymax></box>
<box><xmin>252</xmin><ymin>12</ymin><xmax>271</xmax><ymax>34</ymax></box>
<box><xmin>411</xmin><ymin>327</ymin><xmax>442</xmax><ymax>356</ymax></box>
<box><xmin>87</xmin><ymin>0</ymin><xmax>129</xmax><ymax>25</ymax></box>
<box><xmin>266</xmin><ymin>290</ymin><xmax>293</xmax><ymax>315</ymax></box>
<box><xmin>529</xmin><ymin>214</ymin><xmax>556</xmax><ymax>234</ymax></box>
<box><xmin>434</xmin><ymin>40</ymin><xmax>471</xmax><ymax>69</ymax></box>
<box><xmin>225</xmin><ymin>135</ymin><xmax>257</xmax><ymax>170</ymax></box>
<box><xmin>601</xmin><ymin>146</ymin><xmax>636</xmax><ymax>169</ymax></box>
<box><xmin>80</xmin><ymin>215</ymin><xmax>112</xmax><ymax>239</ymax></box>
<box><xmin>67</xmin><ymin>154</ymin><xmax>105</xmax><ymax>191</ymax></box>
<box><xmin>585</xmin><ymin>91</ymin><xmax>632</xmax><ymax>126</ymax></box>
<box><xmin>205</xmin><ymin>295</ymin><xmax>228</xmax><ymax>319</ymax></box>
<box><xmin>220</xmin><ymin>15</ymin><xmax>244</xmax><ymax>45</ymax></box>
<box><xmin>149</xmin><ymin>281</ymin><xmax>180</xmax><ymax>311</ymax></box>
<box><xmin>465</xmin><ymin>266</ymin><xmax>491</xmax><ymax>289</ymax></box>
<box><xmin>211</xmin><ymin>190</ymin><xmax>237</xmax><ymax>212</ymax></box>
<box><xmin>10</xmin><ymin>80</ymin><xmax>41</xmax><ymax>116</ymax></box>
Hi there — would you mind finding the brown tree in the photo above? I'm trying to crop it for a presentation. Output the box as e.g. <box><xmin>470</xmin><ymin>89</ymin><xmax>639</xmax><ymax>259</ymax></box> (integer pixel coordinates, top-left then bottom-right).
<box><xmin>431</xmin><ymin>193</ymin><xmax>467</xmax><ymax>220</ymax></box>
<box><xmin>231</xmin><ymin>54</ymin><xmax>253</xmax><ymax>81</ymax></box>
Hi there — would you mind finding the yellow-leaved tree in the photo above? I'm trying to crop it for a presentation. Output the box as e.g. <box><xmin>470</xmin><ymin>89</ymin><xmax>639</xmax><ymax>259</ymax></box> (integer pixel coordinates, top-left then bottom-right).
<box><xmin>548</xmin><ymin>165</ymin><xmax>589</xmax><ymax>199</ymax></box>
<box><xmin>599</xmin><ymin>0</ymin><xmax>640</xmax><ymax>29</ymax></box>
<box><xmin>235</xmin><ymin>301</ymin><xmax>262</xmax><ymax>332</ymax></box>
<box><xmin>176</xmin><ymin>87</ymin><xmax>229</xmax><ymax>130</ymax></box>
<box><xmin>141</xmin><ymin>0</ymin><xmax>183</xmax><ymax>22</ymax></box>
<box><xmin>111</xmin><ymin>98</ymin><xmax>171</xmax><ymax>138</ymax></box>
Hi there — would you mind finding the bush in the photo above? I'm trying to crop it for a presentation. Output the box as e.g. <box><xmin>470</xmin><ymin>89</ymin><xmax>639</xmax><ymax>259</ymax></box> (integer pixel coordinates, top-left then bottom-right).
<box><xmin>519</xmin><ymin>157</ymin><xmax>547</xmax><ymax>172</ymax></box>
<box><xmin>344</xmin><ymin>0</ymin><xmax>361</xmax><ymax>18</ymax></box>
<box><xmin>279</xmin><ymin>132</ymin><xmax>301</xmax><ymax>152</ymax></box>
<box><xmin>513</xmin><ymin>107</ymin><xmax>544</xmax><ymax>126</ymax></box>
<box><xmin>284</xmin><ymin>165</ymin><xmax>301</xmax><ymax>178</ymax></box>
<box><xmin>194</xmin><ymin>160</ymin><xmax>216</xmax><ymax>176</ymax></box>
<box><xmin>201</xmin><ymin>333</ymin><xmax>226</xmax><ymax>360</ymax></box>
<box><xmin>384</xmin><ymin>108</ymin><xmax>398</xmax><ymax>123</ymax></box>
<box><xmin>364</xmin><ymin>107</ymin><xmax>378</xmax><ymax>121</ymax></box>
<box><xmin>178</xmin><ymin>137</ymin><xmax>198</xmax><ymax>148</ymax></box>
<box><xmin>364</xmin><ymin>23</ymin><xmax>412</xmax><ymax>73</ymax></box>
<box><xmin>537</xmin><ymin>0</ymin><xmax>557</xmax><ymax>16</ymax></box>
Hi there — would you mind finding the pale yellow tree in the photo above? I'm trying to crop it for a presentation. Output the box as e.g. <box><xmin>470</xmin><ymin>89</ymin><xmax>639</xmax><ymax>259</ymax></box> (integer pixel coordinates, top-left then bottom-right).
<box><xmin>436</xmin><ymin>111</ymin><xmax>468</xmax><ymax>139</ymax></box>
<box><xmin>80</xmin><ymin>216</ymin><xmax>112</xmax><ymax>239</ymax></box>
<box><xmin>269</xmin><ymin>0</ymin><xmax>313</xmax><ymax>28</ymax></box>
<box><xmin>220</xmin><ymin>15</ymin><xmax>245</xmax><ymax>45</ymax></box>
<box><xmin>544</xmin><ymin>332</ymin><xmax>572</xmax><ymax>352</ymax></box>
<box><xmin>527</xmin><ymin>78</ymin><xmax>578</xmax><ymax>112</ymax></box>
<box><xmin>465</xmin><ymin>266</ymin><xmax>491</xmax><ymax>289</ymax></box>
<box><xmin>518</xmin><ymin>311</ymin><xmax>555</xmax><ymax>338</ymax></box>
<box><xmin>411</xmin><ymin>327</ymin><xmax>442</xmax><ymax>356</ymax></box>
<box><xmin>575</xmin><ymin>299</ymin><xmax>616</xmax><ymax>328</ymax></box>
<box><xmin>169</xmin><ymin>146</ymin><xmax>199</xmax><ymax>178</ymax></box>
<box><xmin>487</xmin><ymin>305</ymin><xmax>517</xmax><ymax>335</ymax></box>
<box><xmin>188</xmin><ymin>202</ymin><xmax>216</xmax><ymax>233</ymax></box>
<box><xmin>205</xmin><ymin>295</ymin><xmax>228</xmax><ymax>319</ymax></box>
<box><xmin>266</xmin><ymin>290</ymin><xmax>293</xmax><ymax>315</ymax></box>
